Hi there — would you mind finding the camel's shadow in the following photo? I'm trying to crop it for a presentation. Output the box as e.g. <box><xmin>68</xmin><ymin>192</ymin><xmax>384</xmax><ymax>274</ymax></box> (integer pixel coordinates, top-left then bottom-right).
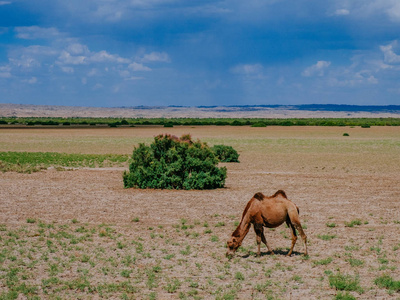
<box><xmin>240</xmin><ymin>249</ymin><xmax>304</xmax><ymax>258</ymax></box>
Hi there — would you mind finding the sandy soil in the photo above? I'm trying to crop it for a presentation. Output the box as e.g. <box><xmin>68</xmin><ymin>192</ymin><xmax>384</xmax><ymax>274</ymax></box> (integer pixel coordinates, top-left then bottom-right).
<box><xmin>0</xmin><ymin>126</ymin><xmax>400</xmax><ymax>299</ymax></box>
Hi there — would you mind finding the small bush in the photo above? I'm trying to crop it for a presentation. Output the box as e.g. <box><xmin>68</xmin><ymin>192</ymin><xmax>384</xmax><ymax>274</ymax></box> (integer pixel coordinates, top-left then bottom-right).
<box><xmin>231</xmin><ymin>120</ymin><xmax>244</xmax><ymax>126</ymax></box>
<box><xmin>343</xmin><ymin>133</ymin><xmax>349</xmax><ymax>136</ymax></box>
<box><xmin>123</xmin><ymin>134</ymin><xmax>227</xmax><ymax>190</ymax></box>
<box><xmin>251</xmin><ymin>122</ymin><xmax>267</xmax><ymax>127</ymax></box>
<box><xmin>211</xmin><ymin>145</ymin><xmax>240</xmax><ymax>162</ymax></box>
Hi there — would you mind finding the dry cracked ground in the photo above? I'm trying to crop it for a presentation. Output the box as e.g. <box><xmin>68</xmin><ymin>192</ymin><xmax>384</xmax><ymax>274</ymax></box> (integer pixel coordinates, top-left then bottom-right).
<box><xmin>0</xmin><ymin>126</ymin><xmax>400</xmax><ymax>299</ymax></box>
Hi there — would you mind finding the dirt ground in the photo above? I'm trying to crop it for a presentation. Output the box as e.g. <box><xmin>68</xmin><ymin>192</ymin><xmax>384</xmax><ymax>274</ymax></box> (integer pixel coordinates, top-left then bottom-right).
<box><xmin>0</xmin><ymin>126</ymin><xmax>400</xmax><ymax>299</ymax></box>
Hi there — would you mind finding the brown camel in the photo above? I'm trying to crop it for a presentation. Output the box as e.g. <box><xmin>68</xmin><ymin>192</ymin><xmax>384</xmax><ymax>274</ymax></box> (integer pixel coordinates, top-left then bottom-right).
<box><xmin>226</xmin><ymin>190</ymin><xmax>308</xmax><ymax>258</ymax></box>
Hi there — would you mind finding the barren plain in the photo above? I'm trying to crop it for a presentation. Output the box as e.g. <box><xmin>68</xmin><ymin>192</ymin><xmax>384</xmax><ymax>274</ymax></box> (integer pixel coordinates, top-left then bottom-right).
<box><xmin>0</xmin><ymin>125</ymin><xmax>400</xmax><ymax>299</ymax></box>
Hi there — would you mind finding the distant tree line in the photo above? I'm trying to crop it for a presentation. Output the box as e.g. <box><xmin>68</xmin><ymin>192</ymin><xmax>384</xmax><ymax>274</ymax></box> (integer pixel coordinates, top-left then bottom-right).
<box><xmin>0</xmin><ymin>117</ymin><xmax>399</xmax><ymax>127</ymax></box>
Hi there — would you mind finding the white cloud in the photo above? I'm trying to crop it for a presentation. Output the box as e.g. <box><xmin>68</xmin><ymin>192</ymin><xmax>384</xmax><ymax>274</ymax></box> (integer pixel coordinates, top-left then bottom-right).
<box><xmin>27</xmin><ymin>77</ymin><xmax>37</xmax><ymax>84</ymax></box>
<box><xmin>66</xmin><ymin>43</ymin><xmax>89</xmax><ymax>55</ymax></box>
<box><xmin>0</xmin><ymin>71</ymin><xmax>11</xmax><ymax>78</ymax></box>
<box><xmin>141</xmin><ymin>52</ymin><xmax>171</xmax><ymax>63</ymax></box>
<box><xmin>302</xmin><ymin>61</ymin><xmax>331</xmax><ymax>77</ymax></box>
<box><xmin>89</xmin><ymin>50</ymin><xmax>130</xmax><ymax>64</ymax></box>
<box><xmin>128</xmin><ymin>62</ymin><xmax>151</xmax><ymax>71</ymax></box>
<box><xmin>334</xmin><ymin>9</ymin><xmax>350</xmax><ymax>16</ymax></box>
<box><xmin>58</xmin><ymin>50</ymin><xmax>86</xmax><ymax>65</ymax></box>
<box><xmin>0</xmin><ymin>1</ymin><xmax>11</xmax><ymax>5</ymax></box>
<box><xmin>15</xmin><ymin>26</ymin><xmax>62</xmax><ymax>40</ymax></box>
<box><xmin>119</xmin><ymin>70</ymin><xmax>130</xmax><ymax>78</ymax></box>
<box><xmin>380</xmin><ymin>42</ymin><xmax>400</xmax><ymax>64</ymax></box>
<box><xmin>61</xmin><ymin>66</ymin><xmax>74</xmax><ymax>73</ymax></box>
<box><xmin>385</xmin><ymin>1</ymin><xmax>400</xmax><ymax>21</ymax></box>
<box><xmin>57</xmin><ymin>47</ymin><xmax>131</xmax><ymax>66</ymax></box>
<box><xmin>125</xmin><ymin>76</ymin><xmax>144</xmax><ymax>80</ymax></box>
<box><xmin>0</xmin><ymin>66</ymin><xmax>11</xmax><ymax>78</ymax></box>
<box><xmin>231</xmin><ymin>63</ymin><xmax>263</xmax><ymax>75</ymax></box>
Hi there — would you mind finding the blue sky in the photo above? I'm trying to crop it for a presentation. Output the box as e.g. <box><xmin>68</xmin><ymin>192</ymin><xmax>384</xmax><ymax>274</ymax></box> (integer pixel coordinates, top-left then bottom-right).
<box><xmin>1</xmin><ymin>0</ymin><xmax>400</xmax><ymax>107</ymax></box>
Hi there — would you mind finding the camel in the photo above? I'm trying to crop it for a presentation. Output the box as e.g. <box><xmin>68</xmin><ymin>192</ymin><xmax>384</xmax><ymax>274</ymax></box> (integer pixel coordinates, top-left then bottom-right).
<box><xmin>226</xmin><ymin>190</ymin><xmax>308</xmax><ymax>258</ymax></box>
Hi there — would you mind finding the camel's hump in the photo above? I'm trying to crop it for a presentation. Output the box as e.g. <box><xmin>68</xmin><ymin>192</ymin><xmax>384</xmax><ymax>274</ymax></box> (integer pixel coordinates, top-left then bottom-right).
<box><xmin>272</xmin><ymin>190</ymin><xmax>287</xmax><ymax>198</ymax></box>
<box><xmin>253</xmin><ymin>192</ymin><xmax>265</xmax><ymax>201</ymax></box>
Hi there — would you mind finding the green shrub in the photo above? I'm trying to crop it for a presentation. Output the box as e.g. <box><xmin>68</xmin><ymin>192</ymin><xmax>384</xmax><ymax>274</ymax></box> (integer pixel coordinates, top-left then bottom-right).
<box><xmin>343</xmin><ymin>133</ymin><xmax>349</xmax><ymax>136</ymax></box>
<box><xmin>211</xmin><ymin>145</ymin><xmax>240</xmax><ymax>162</ymax></box>
<box><xmin>251</xmin><ymin>122</ymin><xmax>267</xmax><ymax>127</ymax></box>
<box><xmin>123</xmin><ymin>134</ymin><xmax>227</xmax><ymax>190</ymax></box>
<box><xmin>231</xmin><ymin>120</ymin><xmax>244</xmax><ymax>126</ymax></box>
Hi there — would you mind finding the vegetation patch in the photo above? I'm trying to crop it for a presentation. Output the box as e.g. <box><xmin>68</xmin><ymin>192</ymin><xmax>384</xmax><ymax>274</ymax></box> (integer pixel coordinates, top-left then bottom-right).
<box><xmin>328</xmin><ymin>272</ymin><xmax>363</xmax><ymax>293</ymax></box>
<box><xmin>374</xmin><ymin>275</ymin><xmax>400</xmax><ymax>292</ymax></box>
<box><xmin>211</xmin><ymin>145</ymin><xmax>240</xmax><ymax>162</ymax></box>
<box><xmin>123</xmin><ymin>134</ymin><xmax>227</xmax><ymax>190</ymax></box>
<box><xmin>2</xmin><ymin>116</ymin><xmax>400</xmax><ymax>127</ymax></box>
<box><xmin>0</xmin><ymin>152</ymin><xmax>129</xmax><ymax>173</ymax></box>
<box><xmin>344</xmin><ymin>219</ymin><xmax>363</xmax><ymax>228</ymax></box>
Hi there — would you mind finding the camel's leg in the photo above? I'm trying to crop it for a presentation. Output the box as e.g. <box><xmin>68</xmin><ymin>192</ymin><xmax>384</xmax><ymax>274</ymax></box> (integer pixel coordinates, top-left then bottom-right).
<box><xmin>260</xmin><ymin>230</ymin><xmax>274</xmax><ymax>255</ymax></box>
<box><xmin>254</xmin><ymin>224</ymin><xmax>274</xmax><ymax>256</ymax></box>
<box><xmin>293</xmin><ymin>223</ymin><xmax>308</xmax><ymax>256</ymax></box>
<box><xmin>253</xmin><ymin>224</ymin><xmax>262</xmax><ymax>256</ymax></box>
<box><xmin>286</xmin><ymin>220</ymin><xmax>297</xmax><ymax>257</ymax></box>
<box><xmin>287</xmin><ymin>209</ymin><xmax>308</xmax><ymax>256</ymax></box>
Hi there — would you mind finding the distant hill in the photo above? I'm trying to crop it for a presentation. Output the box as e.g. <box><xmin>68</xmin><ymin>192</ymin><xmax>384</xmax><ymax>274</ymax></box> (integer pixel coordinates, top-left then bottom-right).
<box><xmin>194</xmin><ymin>104</ymin><xmax>400</xmax><ymax>113</ymax></box>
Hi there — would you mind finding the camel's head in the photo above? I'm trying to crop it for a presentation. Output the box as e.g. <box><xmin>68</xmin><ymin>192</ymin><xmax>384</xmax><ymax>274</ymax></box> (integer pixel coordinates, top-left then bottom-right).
<box><xmin>226</xmin><ymin>236</ymin><xmax>241</xmax><ymax>259</ymax></box>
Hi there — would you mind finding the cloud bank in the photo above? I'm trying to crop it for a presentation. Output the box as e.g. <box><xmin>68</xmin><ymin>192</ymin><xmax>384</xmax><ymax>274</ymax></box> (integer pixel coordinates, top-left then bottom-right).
<box><xmin>0</xmin><ymin>1</ymin><xmax>399</xmax><ymax>106</ymax></box>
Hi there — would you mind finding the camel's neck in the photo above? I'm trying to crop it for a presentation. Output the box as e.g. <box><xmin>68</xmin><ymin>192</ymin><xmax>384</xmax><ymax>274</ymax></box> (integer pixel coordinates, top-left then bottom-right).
<box><xmin>232</xmin><ymin>215</ymin><xmax>251</xmax><ymax>243</ymax></box>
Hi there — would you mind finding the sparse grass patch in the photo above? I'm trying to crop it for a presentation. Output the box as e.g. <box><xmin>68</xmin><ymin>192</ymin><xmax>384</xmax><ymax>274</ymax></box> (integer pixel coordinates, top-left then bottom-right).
<box><xmin>346</xmin><ymin>258</ymin><xmax>364</xmax><ymax>267</ymax></box>
<box><xmin>317</xmin><ymin>234</ymin><xmax>337</xmax><ymax>241</ymax></box>
<box><xmin>328</xmin><ymin>272</ymin><xmax>363</xmax><ymax>293</ymax></box>
<box><xmin>374</xmin><ymin>274</ymin><xmax>400</xmax><ymax>292</ymax></box>
<box><xmin>335</xmin><ymin>291</ymin><xmax>357</xmax><ymax>300</ymax></box>
<box><xmin>0</xmin><ymin>151</ymin><xmax>129</xmax><ymax>173</ymax></box>
<box><xmin>345</xmin><ymin>219</ymin><xmax>362</xmax><ymax>228</ymax></box>
<box><xmin>313</xmin><ymin>257</ymin><xmax>333</xmax><ymax>266</ymax></box>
